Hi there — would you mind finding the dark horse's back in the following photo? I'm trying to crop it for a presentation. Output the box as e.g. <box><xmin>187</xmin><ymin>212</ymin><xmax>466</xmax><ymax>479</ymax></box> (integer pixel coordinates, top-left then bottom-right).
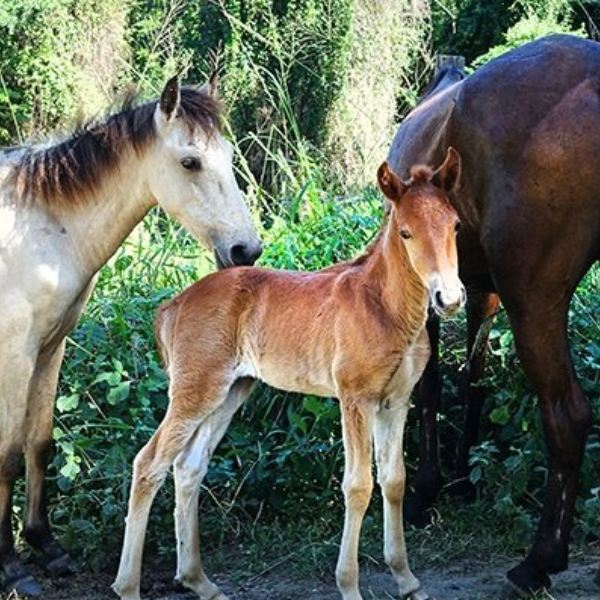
<box><xmin>388</xmin><ymin>35</ymin><xmax>600</xmax><ymax>595</ymax></box>
<box><xmin>391</xmin><ymin>34</ymin><xmax>600</xmax><ymax>290</ymax></box>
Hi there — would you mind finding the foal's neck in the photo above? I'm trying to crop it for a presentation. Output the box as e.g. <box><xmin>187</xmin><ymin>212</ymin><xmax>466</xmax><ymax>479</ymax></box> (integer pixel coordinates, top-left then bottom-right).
<box><xmin>362</xmin><ymin>223</ymin><xmax>429</xmax><ymax>337</ymax></box>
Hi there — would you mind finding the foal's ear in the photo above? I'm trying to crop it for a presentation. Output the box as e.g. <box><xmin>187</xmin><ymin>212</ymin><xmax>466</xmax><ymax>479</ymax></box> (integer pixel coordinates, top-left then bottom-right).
<box><xmin>432</xmin><ymin>147</ymin><xmax>461</xmax><ymax>195</ymax></box>
<box><xmin>200</xmin><ymin>70</ymin><xmax>220</xmax><ymax>98</ymax></box>
<box><xmin>378</xmin><ymin>162</ymin><xmax>408</xmax><ymax>202</ymax></box>
<box><xmin>159</xmin><ymin>76</ymin><xmax>180</xmax><ymax>122</ymax></box>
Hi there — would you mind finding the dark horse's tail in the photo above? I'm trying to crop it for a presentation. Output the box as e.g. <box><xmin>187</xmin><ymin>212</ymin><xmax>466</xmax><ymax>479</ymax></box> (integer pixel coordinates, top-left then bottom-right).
<box><xmin>419</xmin><ymin>65</ymin><xmax>466</xmax><ymax>102</ymax></box>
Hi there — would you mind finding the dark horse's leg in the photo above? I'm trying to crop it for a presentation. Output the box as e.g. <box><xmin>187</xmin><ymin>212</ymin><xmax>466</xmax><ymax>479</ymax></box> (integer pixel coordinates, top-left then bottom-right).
<box><xmin>452</xmin><ymin>291</ymin><xmax>500</xmax><ymax>498</ymax></box>
<box><xmin>502</xmin><ymin>296</ymin><xmax>592</xmax><ymax>594</ymax></box>
<box><xmin>405</xmin><ymin>316</ymin><xmax>442</xmax><ymax>525</ymax></box>
<box><xmin>24</xmin><ymin>341</ymin><xmax>76</xmax><ymax>576</ymax></box>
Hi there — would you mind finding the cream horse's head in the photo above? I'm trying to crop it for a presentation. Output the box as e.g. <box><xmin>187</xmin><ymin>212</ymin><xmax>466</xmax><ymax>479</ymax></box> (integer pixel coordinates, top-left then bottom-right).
<box><xmin>146</xmin><ymin>75</ymin><xmax>262</xmax><ymax>267</ymax></box>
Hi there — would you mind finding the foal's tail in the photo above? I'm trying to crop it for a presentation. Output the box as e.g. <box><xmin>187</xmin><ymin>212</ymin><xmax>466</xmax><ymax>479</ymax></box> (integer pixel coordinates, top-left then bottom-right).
<box><xmin>154</xmin><ymin>300</ymin><xmax>179</xmax><ymax>377</ymax></box>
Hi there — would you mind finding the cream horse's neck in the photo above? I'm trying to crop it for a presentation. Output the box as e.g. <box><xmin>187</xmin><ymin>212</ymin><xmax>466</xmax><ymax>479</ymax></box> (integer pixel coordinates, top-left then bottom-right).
<box><xmin>48</xmin><ymin>149</ymin><xmax>155</xmax><ymax>280</ymax></box>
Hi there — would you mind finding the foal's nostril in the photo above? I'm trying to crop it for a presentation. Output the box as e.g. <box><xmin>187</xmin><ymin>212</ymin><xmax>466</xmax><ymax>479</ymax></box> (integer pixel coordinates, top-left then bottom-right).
<box><xmin>230</xmin><ymin>242</ymin><xmax>263</xmax><ymax>267</ymax></box>
<box><xmin>434</xmin><ymin>290</ymin><xmax>446</xmax><ymax>309</ymax></box>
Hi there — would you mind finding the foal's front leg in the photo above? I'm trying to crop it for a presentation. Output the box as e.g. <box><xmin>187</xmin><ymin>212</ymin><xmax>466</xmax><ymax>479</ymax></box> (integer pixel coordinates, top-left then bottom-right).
<box><xmin>374</xmin><ymin>399</ymin><xmax>429</xmax><ymax>600</ymax></box>
<box><xmin>336</xmin><ymin>400</ymin><xmax>375</xmax><ymax>600</ymax></box>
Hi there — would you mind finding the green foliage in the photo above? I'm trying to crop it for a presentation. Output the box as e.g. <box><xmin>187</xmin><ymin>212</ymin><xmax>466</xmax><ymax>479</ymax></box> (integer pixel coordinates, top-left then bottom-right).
<box><xmin>432</xmin><ymin>0</ymin><xmax>586</xmax><ymax>65</ymax></box>
<box><xmin>0</xmin><ymin>0</ymin><xmax>126</xmax><ymax>143</ymax></box>
<box><xmin>473</xmin><ymin>0</ymin><xmax>585</xmax><ymax>66</ymax></box>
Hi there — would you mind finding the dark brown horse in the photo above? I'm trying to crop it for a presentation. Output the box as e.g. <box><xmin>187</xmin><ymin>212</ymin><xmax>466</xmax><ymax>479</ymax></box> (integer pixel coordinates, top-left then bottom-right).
<box><xmin>388</xmin><ymin>34</ymin><xmax>600</xmax><ymax>596</ymax></box>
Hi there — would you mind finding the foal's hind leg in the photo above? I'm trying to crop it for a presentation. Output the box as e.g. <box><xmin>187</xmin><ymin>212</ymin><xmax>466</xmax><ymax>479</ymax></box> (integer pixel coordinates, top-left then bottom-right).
<box><xmin>23</xmin><ymin>341</ymin><xmax>75</xmax><ymax>576</ymax></box>
<box><xmin>113</xmin><ymin>380</ymin><xmax>233</xmax><ymax>600</ymax></box>
<box><xmin>174</xmin><ymin>377</ymin><xmax>255</xmax><ymax>600</ymax></box>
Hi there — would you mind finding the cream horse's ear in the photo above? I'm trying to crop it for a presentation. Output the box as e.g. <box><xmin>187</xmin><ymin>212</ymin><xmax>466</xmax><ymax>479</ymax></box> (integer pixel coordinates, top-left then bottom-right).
<box><xmin>200</xmin><ymin>69</ymin><xmax>220</xmax><ymax>98</ymax></box>
<box><xmin>159</xmin><ymin>76</ymin><xmax>180</xmax><ymax>122</ymax></box>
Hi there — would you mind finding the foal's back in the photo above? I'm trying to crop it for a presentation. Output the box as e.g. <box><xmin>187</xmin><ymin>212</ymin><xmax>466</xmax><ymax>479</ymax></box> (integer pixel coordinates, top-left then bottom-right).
<box><xmin>157</xmin><ymin>264</ymin><xmax>366</xmax><ymax>398</ymax></box>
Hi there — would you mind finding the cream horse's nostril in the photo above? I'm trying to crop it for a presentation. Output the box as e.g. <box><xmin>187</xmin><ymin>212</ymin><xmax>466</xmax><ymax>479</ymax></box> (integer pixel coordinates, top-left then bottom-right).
<box><xmin>230</xmin><ymin>242</ymin><xmax>263</xmax><ymax>266</ymax></box>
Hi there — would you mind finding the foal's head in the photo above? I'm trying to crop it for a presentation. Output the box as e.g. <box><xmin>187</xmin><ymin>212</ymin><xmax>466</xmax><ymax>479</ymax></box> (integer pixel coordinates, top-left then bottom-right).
<box><xmin>146</xmin><ymin>76</ymin><xmax>262</xmax><ymax>267</ymax></box>
<box><xmin>378</xmin><ymin>148</ymin><xmax>466</xmax><ymax>316</ymax></box>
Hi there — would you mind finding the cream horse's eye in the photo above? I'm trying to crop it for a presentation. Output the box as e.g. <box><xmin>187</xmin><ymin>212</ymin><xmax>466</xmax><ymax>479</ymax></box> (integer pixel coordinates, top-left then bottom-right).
<box><xmin>400</xmin><ymin>228</ymin><xmax>412</xmax><ymax>240</ymax></box>
<box><xmin>181</xmin><ymin>157</ymin><xmax>202</xmax><ymax>171</ymax></box>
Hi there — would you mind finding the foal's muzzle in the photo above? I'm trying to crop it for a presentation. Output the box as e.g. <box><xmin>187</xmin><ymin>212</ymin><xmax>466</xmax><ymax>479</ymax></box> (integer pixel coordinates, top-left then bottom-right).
<box><xmin>431</xmin><ymin>283</ymin><xmax>467</xmax><ymax>317</ymax></box>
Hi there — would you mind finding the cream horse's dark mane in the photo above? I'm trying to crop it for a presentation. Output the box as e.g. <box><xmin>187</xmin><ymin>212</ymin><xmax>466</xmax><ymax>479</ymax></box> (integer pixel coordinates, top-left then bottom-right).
<box><xmin>8</xmin><ymin>87</ymin><xmax>222</xmax><ymax>207</ymax></box>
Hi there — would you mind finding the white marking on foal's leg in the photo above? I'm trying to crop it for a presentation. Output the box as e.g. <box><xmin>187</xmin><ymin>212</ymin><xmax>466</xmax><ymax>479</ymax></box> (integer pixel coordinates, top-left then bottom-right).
<box><xmin>174</xmin><ymin>380</ymin><xmax>253</xmax><ymax>600</ymax></box>
<box><xmin>336</xmin><ymin>401</ymin><xmax>376</xmax><ymax>600</ymax></box>
<box><xmin>374</xmin><ymin>400</ymin><xmax>422</xmax><ymax>599</ymax></box>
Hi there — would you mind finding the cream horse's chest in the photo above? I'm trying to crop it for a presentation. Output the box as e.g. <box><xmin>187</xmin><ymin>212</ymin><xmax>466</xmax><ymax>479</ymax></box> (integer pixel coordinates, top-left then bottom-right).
<box><xmin>0</xmin><ymin>202</ymin><xmax>92</xmax><ymax>352</ymax></box>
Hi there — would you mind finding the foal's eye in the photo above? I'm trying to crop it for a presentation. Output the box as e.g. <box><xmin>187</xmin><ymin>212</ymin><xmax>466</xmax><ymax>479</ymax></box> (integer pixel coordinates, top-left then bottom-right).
<box><xmin>181</xmin><ymin>157</ymin><xmax>202</xmax><ymax>171</ymax></box>
<box><xmin>400</xmin><ymin>229</ymin><xmax>412</xmax><ymax>240</ymax></box>
<box><xmin>455</xmin><ymin>221</ymin><xmax>462</xmax><ymax>233</ymax></box>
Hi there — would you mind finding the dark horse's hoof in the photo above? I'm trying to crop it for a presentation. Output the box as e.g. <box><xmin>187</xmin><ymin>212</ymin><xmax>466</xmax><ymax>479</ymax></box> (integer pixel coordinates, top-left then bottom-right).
<box><xmin>3</xmin><ymin>573</ymin><xmax>44</xmax><ymax>596</ymax></box>
<box><xmin>41</xmin><ymin>551</ymin><xmax>78</xmax><ymax>578</ymax></box>
<box><xmin>506</xmin><ymin>560</ymin><xmax>551</xmax><ymax>598</ymax></box>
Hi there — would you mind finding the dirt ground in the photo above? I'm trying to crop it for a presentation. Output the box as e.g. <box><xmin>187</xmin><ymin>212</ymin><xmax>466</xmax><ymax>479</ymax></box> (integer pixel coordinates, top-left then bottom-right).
<box><xmin>8</xmin><ymin>553</ymin><xmax>600</xmax><ymax>600</ymax></box>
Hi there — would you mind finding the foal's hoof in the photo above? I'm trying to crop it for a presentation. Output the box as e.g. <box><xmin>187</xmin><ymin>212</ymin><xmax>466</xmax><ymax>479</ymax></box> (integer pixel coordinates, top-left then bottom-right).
<box><xmin>403</xmin><ymin>587</ymin><xmax>432</xmax><ymax>600</ymax></box>
<box><xmin>506</xmin><ymin>561</ymin><xmax>551</xmax><ymax>598</ymax></box>
<box><xmin>3</xmin><ymin>573</ymin><xmax>44</xmax><ymax>597</ymax></box>
<box><xmin>42</xmin><ymin>552</ymin><xmax>78</xmax><ymax>578</ymax></box>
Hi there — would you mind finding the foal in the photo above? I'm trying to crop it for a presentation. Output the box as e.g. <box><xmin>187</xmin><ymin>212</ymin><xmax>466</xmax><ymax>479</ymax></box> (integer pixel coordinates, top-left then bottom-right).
<box><xmin>114</xmin><ymin>149</ymin><xmax>465</xmax><ymax>600</ymax></box>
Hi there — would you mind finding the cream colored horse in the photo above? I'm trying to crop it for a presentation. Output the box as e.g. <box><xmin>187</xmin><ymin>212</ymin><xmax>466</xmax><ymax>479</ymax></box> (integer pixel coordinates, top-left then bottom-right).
<box><xmin>0</xmin><ymin>75</ymin><xmax>261</xmax><ymax>596</ymax></box>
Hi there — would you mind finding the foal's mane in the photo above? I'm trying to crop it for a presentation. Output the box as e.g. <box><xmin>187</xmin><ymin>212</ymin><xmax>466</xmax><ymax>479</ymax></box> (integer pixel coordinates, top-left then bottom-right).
<box><xmin>10</xmin><ymin>87</ymin><xmax>222</xmax><ymax>208</ymax></box>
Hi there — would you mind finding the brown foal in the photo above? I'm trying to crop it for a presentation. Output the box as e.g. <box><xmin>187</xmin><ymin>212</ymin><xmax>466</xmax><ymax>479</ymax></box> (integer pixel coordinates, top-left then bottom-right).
<box><xmin>114</xmin><ymin>149</ymin><xmax>465</xmax><ymax>600</ymax></box>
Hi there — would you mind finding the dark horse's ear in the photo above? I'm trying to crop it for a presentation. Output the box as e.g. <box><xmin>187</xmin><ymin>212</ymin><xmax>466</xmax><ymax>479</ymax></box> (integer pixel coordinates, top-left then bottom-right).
<box><xmin>432</xmin><ymin>147</ymin><xmax>461</xmax><ymax>195</ymax></box>
<box><xmin>160</xmin><ymin>76</ymin><xmax>180</xmax><ymax>122</ymax></box>
<box><xmin>200</xmin><ymin>70</ymin><xmax>220</xmax><ymax>98</ymax></box>
<box><xmin>378</xmin><ymin>162</ymin><xmax>408</xmax><ymax>203</ymax></box>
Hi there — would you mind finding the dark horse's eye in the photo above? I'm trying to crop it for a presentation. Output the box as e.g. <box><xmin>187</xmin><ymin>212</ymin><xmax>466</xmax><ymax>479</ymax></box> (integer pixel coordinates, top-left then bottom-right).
<box><xmin>400</xmin><ymin>229</ymin><xmax>412</xmax><ymax>240</ymax></box>
<box><xmin>455</xmin><ymin>221</ymin><xmax>462</xmax><ymax>233</ymax></box>
<box><xmin>181</xmin><ymin>157</ymin><xmax>202</xmax><ymax>171</ymax></box>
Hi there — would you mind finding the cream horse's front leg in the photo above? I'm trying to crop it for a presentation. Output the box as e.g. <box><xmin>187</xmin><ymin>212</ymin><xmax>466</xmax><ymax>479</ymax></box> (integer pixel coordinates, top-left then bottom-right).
<box><xmin>374</xmin><ymin>397</ymin><xmax>429</xmax><ymax>600</ymax></box>
<box><xmin>335</xmin><ymin>400</ymin><xmax>376</xmax><ymax>600</ymax></box>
